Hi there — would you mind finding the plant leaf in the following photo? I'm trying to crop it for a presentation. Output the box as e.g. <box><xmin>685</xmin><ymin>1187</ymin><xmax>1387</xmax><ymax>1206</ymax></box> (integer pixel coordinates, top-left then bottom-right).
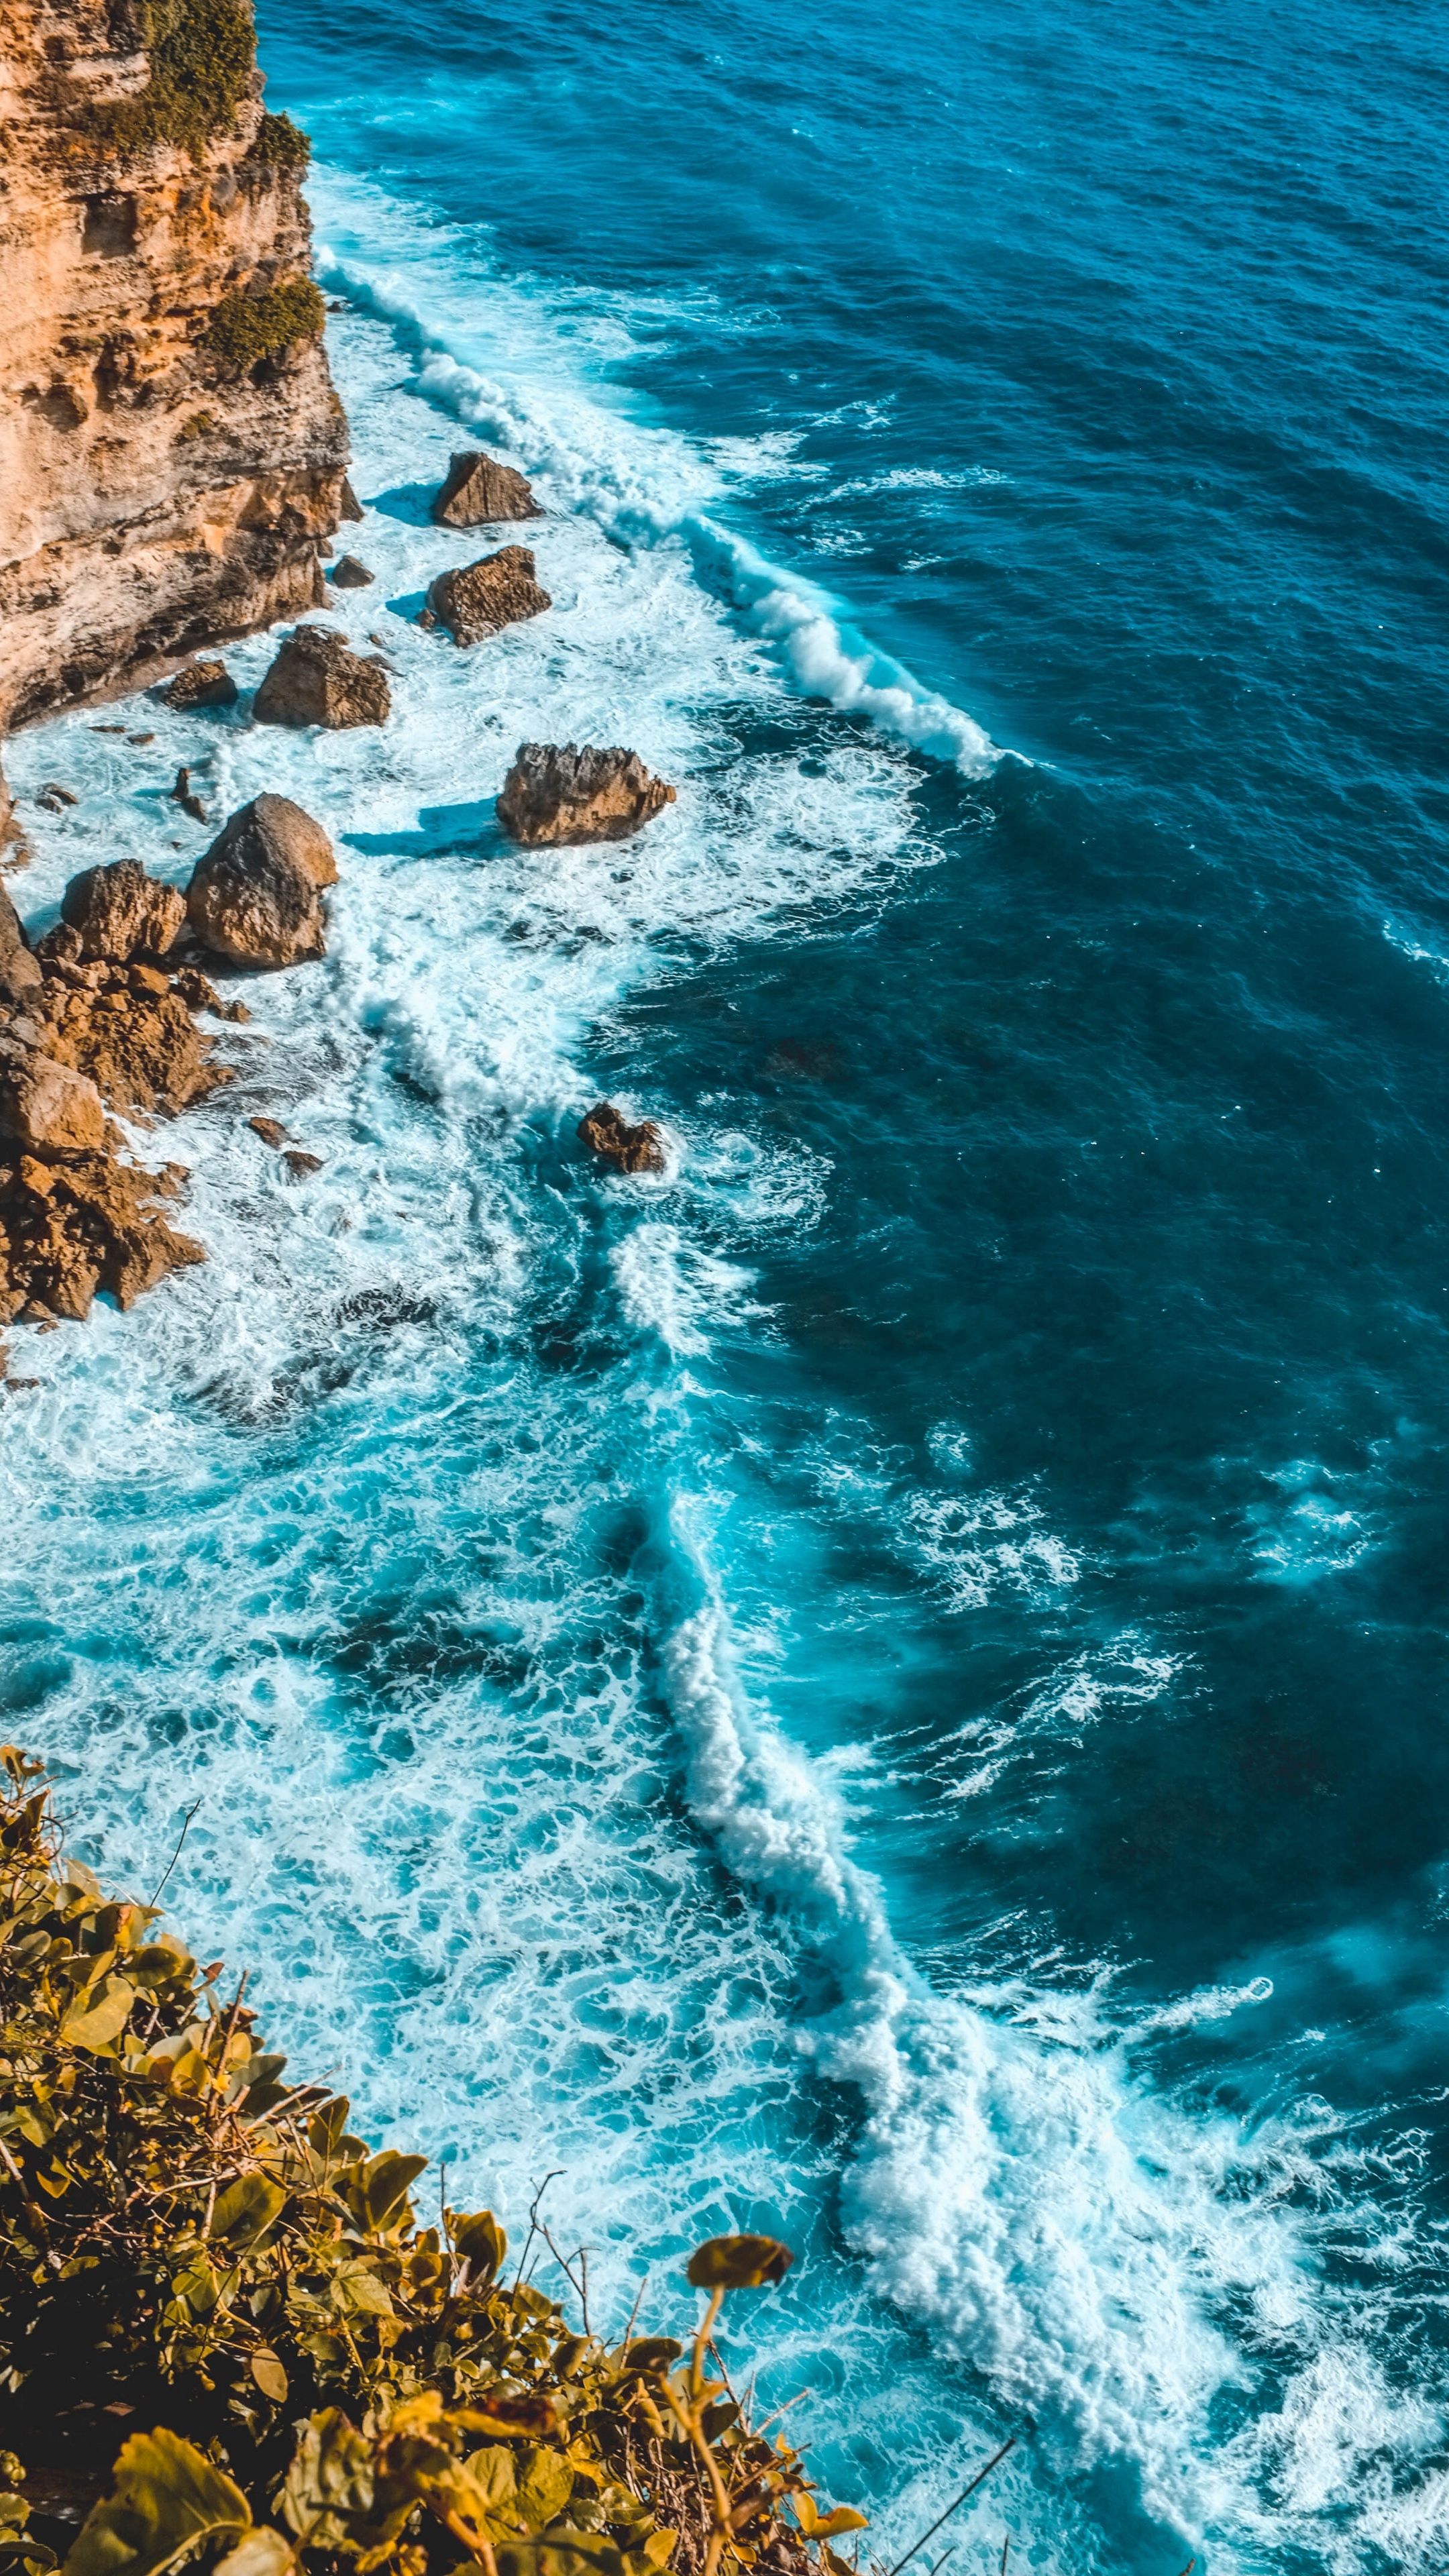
<box><xmin>213</xmin><ymin>2534</ymin><xmax>293</xmax><ymax>2576</ymax></box>
<box><xmin>64</xmin><ymin>2428</ymin><xmax>250</xmax><ymax>2576</ymax></box>
<box><xmin>685</xmin><ymin>2235</ymin><xmax>794</xmax><ymax>2290</ymax></box>
<box><xmin>211</xmin><ymin>2176</ymin><xmax>285</xmax><ymax>2249</ymax></box>
<box><xmin>249</xmin><ymin>2352</ymin><xmax>288</xmax><ymax>2404</ymax></box>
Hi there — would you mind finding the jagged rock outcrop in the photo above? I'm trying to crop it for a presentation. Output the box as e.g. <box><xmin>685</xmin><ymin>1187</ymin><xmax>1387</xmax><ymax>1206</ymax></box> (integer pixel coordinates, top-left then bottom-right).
<box><xmin>0</xmin><ymin>886</ymin><xmax>43</xmax><ymax>1006</ymax></box>
<box><xmin>0</xmin><ymin>0</ymin><xmax>349</xmax><ymax>729</ymax></box>
<box><xmin>577</xmin><ymin>1101</ymin><xmax>667</xmax><ymax>1175</ymax></box>
<box><xmin>58</xmin><ymin>855</ymin><xmax>184</xmax><ymax>961</ymax></box>
<box><xmin>160</xmin><ymin>657</ymin><xmax>239</xmax><ymax>710</ymax></box>
<box><xmin>431</xmin><ymin>449</ymin><xmax>537</xmax><ymax>529</ymax></box>
<box><xmin>0</xmin><ymin>1041</ymin><xmax>104</xmax><ymax>1156</ymax></box>
<box><xmin>427</xmin><ymin>546</ymin><xmax>551</xmax><ymax>647</ymax></box>
<box><xmin>498</xmin><ymin>743</ymin><xmax>677</xmax><ymax>846</ymax></box>
<box><xmin>186</xmin><ymin>790</ymin><xmax>336</xmax><ymax>966</ymax></box>
<box><xmin>330</xmin><ymin>553</ymin><xmax>372</xmax><ymax>589</ymax></box>
<box><xmin>252</xmin><ymin>623</ymin><xmax>390</xmax><ymax>727</ymax></box>
<box><xmin>0</xmin><ymin>1146</ymin><xmax>203</xmax><ymax>1320</ymax></box>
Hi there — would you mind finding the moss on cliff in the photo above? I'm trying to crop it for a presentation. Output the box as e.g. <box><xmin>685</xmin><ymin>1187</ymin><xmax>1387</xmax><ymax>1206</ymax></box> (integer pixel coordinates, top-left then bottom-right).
<box><xmin>0</xmin><ymin>1755</ymin><xmax>865</xmax><ymax>2576</ymax></box>
<box><xmin>88</xmin><ymin>0</ymin><xmax>258</xmax><ymax>162</ymax></box>
<box><xmin>253</xmin><ymin>108</ymin><xmax>311</xmax><ymax>170</ymax></box>
<box><xmin>205</xmin><ymin>274</ymin><xmax>326</xmax><ymax>370</ymax></box>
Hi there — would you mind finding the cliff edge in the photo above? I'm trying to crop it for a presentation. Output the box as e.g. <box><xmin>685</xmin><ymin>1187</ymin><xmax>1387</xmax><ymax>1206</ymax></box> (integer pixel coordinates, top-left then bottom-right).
<box><xmin>0</xmin><ymin>0</ymin><xmax>347</xmax><ymax>729</ymax></box>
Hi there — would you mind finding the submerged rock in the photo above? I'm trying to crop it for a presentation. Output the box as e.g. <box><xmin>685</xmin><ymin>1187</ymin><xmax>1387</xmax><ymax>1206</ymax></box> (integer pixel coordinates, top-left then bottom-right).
<box><xmin>577</xmin><ymin>1100</ymin><xmax>667</xmax><ymax>1176</ymax></box>
<box><xmin>427</xmin><ymin>546</ymin><xmax>551</xmax><ymax>647</ymax></box>
<box><xmin>253</xmin><ymin>625</ymin><xmax>390</xmax><ymax>729</ymax></box>
<box><xmin>497</xmin><ymin>743</ymin><xmax>676</xmax><ymax>847</ymax></box>
<box><xmin>187</xmin><ymin>793</ymin><xmax>337</xmax><ymax>969</ymax></box>
<box><xmin>431</xmin><ymin>448</ymin><xmax>539</xmax><ymax>529</ymax></box>
<box><xmin>59</xmin><ymin>858</ymin><xmax>185</xmax><ymax>965</ymax></box>
<box><xmin>160</xmin><ymin>659</ymin><xmax>239</xmax><ymax>712</ymax></box>
<box><xmin>330</xmin><ymin>555</ymin><xmax>375</xmax><ymax>590</ymax></box>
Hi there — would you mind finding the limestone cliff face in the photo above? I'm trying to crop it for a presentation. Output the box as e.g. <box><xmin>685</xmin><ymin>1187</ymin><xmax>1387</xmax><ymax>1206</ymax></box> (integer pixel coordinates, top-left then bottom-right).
<box><xmin>0</xmin><ymin>0</ymin><xmax>347</xmax><ymax>729</ymax></box>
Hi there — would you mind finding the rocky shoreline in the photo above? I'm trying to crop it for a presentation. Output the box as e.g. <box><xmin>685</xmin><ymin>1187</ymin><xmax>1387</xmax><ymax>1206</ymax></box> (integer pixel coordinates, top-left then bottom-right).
<box><xmin>0</xmin><ymin>7</ymin><xmax>681</xmax><ymax>1360</ymax></box>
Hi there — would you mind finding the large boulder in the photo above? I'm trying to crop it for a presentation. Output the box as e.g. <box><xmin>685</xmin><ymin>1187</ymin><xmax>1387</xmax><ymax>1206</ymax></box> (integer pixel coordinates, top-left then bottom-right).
<box><xmin>431</xmin><ymin>449</ymin><xmax>539</xmax><ymax>529</ymax></box>
<box><xmin>497</xmin><ymin>743</ymin><xmax>677</xmax><ymax>847</ymax></box>
<box><xmin>252</xmin><ymin>625</ymin><xmax>391</xmax><ymax>729</ymax></box>
<box><xmin>186</xmin><ymin>794</ymin><xmax>337</xmax><ymax>969</ymax></box>
<box><xmin>0</xmin><ymin>1044</ymin><xmax>105</xmax><ymax>1157</ymax></box>
<box><xmin>60</xmin><ymin>859</ymin><xmax>185</xmax><ymax>963</ymax></box>
<box><xmin>160</xmin><ymin>659</ymin><xmax>239</xmax><ymax>712</ymax></box>
<box><xmin>0</xmin><ymin>1147</ymin><xmax>201</xmax><ymax>1322</ymax></box>
<box><xmin>577</xmin><ymin>1102</ymin><xmax>667</xmax><ymax>1176</ymax></box>
<box><xmin>427</xmin><ymin>546</ymin><xmax>551</xmax><ymax>647</ymax></box>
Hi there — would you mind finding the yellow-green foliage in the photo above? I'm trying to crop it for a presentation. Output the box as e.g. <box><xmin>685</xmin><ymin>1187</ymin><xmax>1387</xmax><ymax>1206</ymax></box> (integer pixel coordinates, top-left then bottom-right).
<box><xmin>205</xmin><ymin>277</ymin><xmax>326</xmax><ymax>372</ymax></box>
<box><xmin>0</xmin><ymin>1757</ymin><xmax>867</xmax><ymax>2576</ymax></box>
<box><xmin>252</xmin><ymin>111</ymin><xmax>311</xmax><ymax>172</ymax></box>
<box><xmin>87</xmin><ymin>0</ymin><xmax>258</xmax><ymax>162</ymax></box>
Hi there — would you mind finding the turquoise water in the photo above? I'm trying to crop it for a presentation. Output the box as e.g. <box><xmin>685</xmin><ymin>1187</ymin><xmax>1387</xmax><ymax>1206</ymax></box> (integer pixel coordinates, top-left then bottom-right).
<box><xmin>4</xmin><ymin>2</ymin><xmax>1449</xmax><ymax>2568</ymax></box>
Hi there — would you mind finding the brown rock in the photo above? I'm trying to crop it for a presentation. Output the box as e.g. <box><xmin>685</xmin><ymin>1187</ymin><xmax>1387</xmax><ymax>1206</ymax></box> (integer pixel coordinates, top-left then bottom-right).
<box><xmin>498</xmin><ymin>743</ymin><xmax>677</xmax><ymax>847</ymax></box>
<box><xmin>186</xmin><ymin>793</ymin><xmax>337</xmax><ymax>969</ymax></box>
<box><xmin>249</xmin><ymin>1116</ymin><xmax>289</xmax><ymax>1148</ymax></box>
<box><xmin>160</xmin><ymin>660</ymin><xmax>239</xmax><ymax>712</ymax></box>
<box><xmin>577</xmin><ymin>1101</ymin><xmax>667</xmax><ymax>1176</ymax></box>
<box><xmin>427</xmin><ymin>547</ymin><xmax>551</xmax><ymax>647</ymax></box>
<box><xmin>0</xmin><ymin>1145</ymin><xmax>203</xmax><ymax>1323</ymax></box>
<box><xmin>169</xmin><ymin>964</ymin><xmax>250</xmax><ymax>1024</ymax></box>
<box><xmin>172</xmin><ymin>767</ymin><xmax>209</xmax><ymax>824</ymax></box>
<box><xmin>340</xmin><ymin>479</ymin><xmax>365</xmax><ymax>523</ymax></box>
<box><xmin>0</xmin><ymin>5</ymin><xmax>348</xmax><ymax>731</ymax></box>
<box><xmin>431</xmin><ymin>449</ymin><xmax>539</xmax><ymax>529</ymax></box>
<box><xmin>60</xmin><ymin>859</ymin><xmax>186</xmax><ymax>964</ymax></box>
<box><xmin>0</xmin><ymin>885</ymin><xmax>42</xmax><ymax>1007</ymax></box>
<box><xmin>253</xmin><ymin>625</ymin><xmax>391</xmax><ymax>729</ymax></box>
<box><xmin>331</xmin><ymin>555</ymin><xmax>374</xmax><ymax>590</ymax></box>
<box><xmin>44</xmin><ymin>970</ymin><xmax>229</xmax><ymax>1118</ymax></box>
<box><xmin>0</xmin><ymin>1046</ymin><xmax>105</xmax><ymax>1157</ymax></box>
<box><xmin>282</xmin><ymin>1148</ymin><xmax>323</xmax><ymax>1180</ymax></box>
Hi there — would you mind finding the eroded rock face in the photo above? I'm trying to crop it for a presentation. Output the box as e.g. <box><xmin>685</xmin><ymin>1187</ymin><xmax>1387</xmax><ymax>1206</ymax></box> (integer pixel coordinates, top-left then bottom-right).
<box><xmin>577</xmin><ymin>1102</ymin><xmax>667</xmax><ymax>1176</ymax></box>
<box><xmin>160</xmin><ymin>659</ymin><xmax>239</xmax><ymax>712</ymax></box>
<box><xmin>60</xmin><ymin>858</ymin><xmax>185</xmax><ymax>963</ymax></box>
<box><xmin>0</xmin><ymin>1044</ymin><xmax>104</xmax><ymax>1157</ymax></box>
<box><xmin>0</xmin><ymin>1</ymin><xmax>350</xmax><ymax>729</ymax></box>
<box><xmin>427</xmin><ymin>547</ymin><xmax>551</xmax><ymax>647</ymax></box>
<box><xmin>186</xmin><ymin>792</ymin><xmax>337</xmax><ymax>967</ymax></box>
<box><xmin>253</xmin><ymin>625</ymin><xmax>391</xmax><ymax>728</ymax></box>
<box><xmin>0</xmin><ymin>888</ymin><xmax>42</xmax><ymax>1008</ymax></box>
<box><xmin>431</xmin><ymin>449</ymin><xmax>539</xmax><ymax>529</ymax></box>
<box><xmin>497</xmin><ymin>743</ymin><xmax>677</xmax><ymax>847</ymax></box>
<box><xmin>0</xmin><ymin>1148</ymin><xmax>202</xmax><ymax>1321</ymax></box>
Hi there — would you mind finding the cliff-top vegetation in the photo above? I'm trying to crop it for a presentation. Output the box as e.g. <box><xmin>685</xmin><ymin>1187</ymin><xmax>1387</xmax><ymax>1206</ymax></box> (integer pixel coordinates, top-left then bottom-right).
<box><xmin>0</xmin><ymin>1754</ymin><xmax>869</xmax><ymax>2576</ymax></box>
<box><xmin>85</xmin><ymin>0</ymin><xmax>257</xmax><ymax>161</ymax></box>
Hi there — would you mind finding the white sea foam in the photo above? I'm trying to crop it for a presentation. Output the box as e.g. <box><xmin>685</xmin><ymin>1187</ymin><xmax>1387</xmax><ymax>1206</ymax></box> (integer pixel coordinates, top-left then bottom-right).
<box><xmin>307</xmin><ymin>169</ymin><xmax>1000</xmax><ymax>778</ymax></box>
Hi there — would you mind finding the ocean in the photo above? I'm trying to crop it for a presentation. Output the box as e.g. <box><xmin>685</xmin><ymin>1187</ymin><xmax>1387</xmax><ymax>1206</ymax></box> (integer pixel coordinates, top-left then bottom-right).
<box><xmin>3</xmin><ymin>1</ymin><xmax>1448</xmax><ymax>2568</ymax></box>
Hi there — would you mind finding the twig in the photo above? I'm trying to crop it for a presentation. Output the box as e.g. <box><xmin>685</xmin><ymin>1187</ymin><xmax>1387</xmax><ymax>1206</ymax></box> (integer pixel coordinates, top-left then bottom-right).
<box><xmin>149</xmin><ymin>1797</ymin><xmax>202</xmax><ymax>1907</ymax></box>
<box><xmin>883</xmin><ymin>2438</ymin><xmax>1018</xmax><ymax>2576</ymax></box>
<box><xmin>512</xmin><ymin>2170</ymin><xmax>561</xmax><ymax>2294</ymax></box>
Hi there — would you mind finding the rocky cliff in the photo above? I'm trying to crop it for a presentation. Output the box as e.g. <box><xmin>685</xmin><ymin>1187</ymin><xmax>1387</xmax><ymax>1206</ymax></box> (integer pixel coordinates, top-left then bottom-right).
<box><xmin>0</xmin><ymin>0</ymin><xmax>347</xmax><ymax>729</ymax></box>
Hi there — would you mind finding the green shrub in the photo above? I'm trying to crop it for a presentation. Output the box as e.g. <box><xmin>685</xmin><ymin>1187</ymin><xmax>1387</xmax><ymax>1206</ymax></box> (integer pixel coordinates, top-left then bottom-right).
<box><xmin>86</xmin><ymin>0</ymin><xmax>258</xmax><ymax>162</ymax></box>
<box><xmin>205</xmin><ymin>276</ymin><xmax>326</xmax><ymax>371</ymax></box>
<box><xmin>0</xmin><ymin>1755</ymin><xmax>866</xmax><ymax>2576</ymax></box>
<box><xmin>252</xmin><ymin>110</ymin><xmax>311</xmax><ymax>171</ymax></box>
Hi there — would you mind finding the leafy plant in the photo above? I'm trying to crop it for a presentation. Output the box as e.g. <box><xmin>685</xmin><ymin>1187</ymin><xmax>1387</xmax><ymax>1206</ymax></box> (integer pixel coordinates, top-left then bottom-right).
<box><xmin>84</xmin><ymin>0</ymin><xmax>257</xmax><ymax>162</ymax></box>
<box><xmin>0</xmin><ymin>1755</ymin><xmax>864</xmax><ymax>2576</ymax></box>
<box><xmin>204</xmin><ymin>278</ymin><xmax>326</xmax><ymax>372</ymax></box>
<box><xmin>252</xmin><ymin>112</ymin><xmax>311</xmax><ymax>172</ymax></box>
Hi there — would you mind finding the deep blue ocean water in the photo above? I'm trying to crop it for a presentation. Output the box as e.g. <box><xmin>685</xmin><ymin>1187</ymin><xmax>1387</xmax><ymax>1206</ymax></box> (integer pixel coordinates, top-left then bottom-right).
<box><xmin>5</xmin><ymin>1</ymin><xmax>1449</xmax><ymax>2568</ymax></box>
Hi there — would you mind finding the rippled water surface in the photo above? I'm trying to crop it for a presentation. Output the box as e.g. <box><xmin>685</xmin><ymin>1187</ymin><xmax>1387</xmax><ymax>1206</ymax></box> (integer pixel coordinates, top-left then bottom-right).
<box><xmin>4</xmin><ymin>3</ymin><xmax>1449</xmax><ymax>2569</ymax></box>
